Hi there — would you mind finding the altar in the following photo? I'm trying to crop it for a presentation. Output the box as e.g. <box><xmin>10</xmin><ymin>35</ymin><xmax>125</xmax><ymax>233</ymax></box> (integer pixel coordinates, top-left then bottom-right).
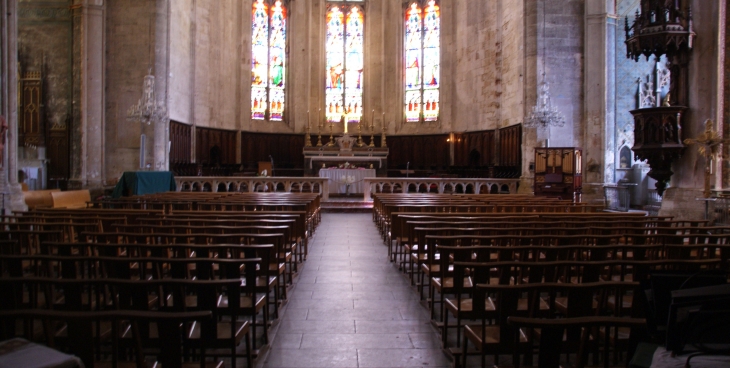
<box><xmin>302</xmin><ymin>133</ymin><xmax>389</xmax><ymax>176</ymax></box>
<box><xmin>319</xmin><ymin>168</ymin><xmax>375</xmax><ymax>194</ymax></box>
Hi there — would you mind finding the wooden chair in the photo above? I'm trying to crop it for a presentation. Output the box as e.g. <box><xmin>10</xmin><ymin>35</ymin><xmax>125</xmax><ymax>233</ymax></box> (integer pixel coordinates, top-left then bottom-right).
<box><xmin>0</xmin><ymin>308</ymin><xmax>223</xmax><ymax>368</ymax></box>
<box><xmin>506</xmin><ymin>316</ymin><xmax>647</xmax><ymax>368</ymax></box>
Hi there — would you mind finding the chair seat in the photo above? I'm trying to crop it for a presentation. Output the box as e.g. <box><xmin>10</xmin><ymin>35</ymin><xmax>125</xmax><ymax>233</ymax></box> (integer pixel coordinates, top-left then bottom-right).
<box><xmin>464</xmin><ymin>324</ymin><xmax>528</xmax><ymax>346</ymax></box>
<box><xmin>432</xmin><ymin>276</ymin><xmax>473</xmax><ymax>292</ymax></box>
<box><xmin>445</xmin><ymin>297</ymin><xmax>496</xmax><ymax>314</ymax></box>
<box><xmin>218</xmin><ymin>294</ymin><xmax>267</xmax><ymax>312</ymax></box>
<box><xmin>188</xmin><ymin>321</ymin><xmax>249</xmax><ymax>343</ymax></box>
<box><xmin>554</xmin><ymin>296</ymin><xmax>599</xmax><ymax>314</ymax></box>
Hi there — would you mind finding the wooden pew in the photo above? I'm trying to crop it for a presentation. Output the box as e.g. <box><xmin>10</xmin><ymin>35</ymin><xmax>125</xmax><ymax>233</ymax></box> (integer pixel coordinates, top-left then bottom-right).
<box><xmin>22</xmin><ymin>189</ymin><xmax>60</xmax><ymax>209</ymax></box>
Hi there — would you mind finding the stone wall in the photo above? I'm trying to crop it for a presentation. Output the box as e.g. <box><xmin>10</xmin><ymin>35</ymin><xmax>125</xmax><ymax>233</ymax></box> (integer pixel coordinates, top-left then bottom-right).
<box><xmin>17</xmin><ymin>0</ymin><xmax>73</xmax><ymax>178</ymax></box>
<box><xmin>615</xmin><ymin>0</ymin><xmax>653</xmax><ymax>168</ymax></box>
<box><xmin>543</xmin><ymin>0</ymin><xmax>584</xmax><ymax>148</ymax></box>
<box><xmin>105</xmin><ymin>0</ymin><xmax>157</xmax><ymax>178</ymax></box>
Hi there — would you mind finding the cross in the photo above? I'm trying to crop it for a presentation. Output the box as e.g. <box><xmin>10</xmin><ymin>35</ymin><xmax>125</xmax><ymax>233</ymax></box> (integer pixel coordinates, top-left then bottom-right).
<box><xmin>683</xmin><ymin>119</ymin><xmax>730</xmax><ymax>198</ymax></box>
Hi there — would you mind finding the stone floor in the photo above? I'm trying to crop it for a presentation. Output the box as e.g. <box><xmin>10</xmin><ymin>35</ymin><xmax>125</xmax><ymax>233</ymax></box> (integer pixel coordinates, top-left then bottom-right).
<box><xmin>258</xmin><ymin>213</ymin><xmax>451</xmax><ymax>368</ymax></box>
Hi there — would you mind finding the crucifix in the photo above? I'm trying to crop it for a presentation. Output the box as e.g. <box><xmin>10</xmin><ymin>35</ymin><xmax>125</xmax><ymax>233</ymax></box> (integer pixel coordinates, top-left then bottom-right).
<box><xmin>683</xmin><ymin>119</ymin><xmax>730</xmax><ymax>198</ymax></box>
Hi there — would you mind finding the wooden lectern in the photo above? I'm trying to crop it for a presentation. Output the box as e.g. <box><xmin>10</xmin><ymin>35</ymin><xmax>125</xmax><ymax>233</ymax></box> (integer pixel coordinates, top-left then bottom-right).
<box><xmin>258</xmin><ymin>161</ymin><xmax>272</xmax><ymax>176</ymax></box>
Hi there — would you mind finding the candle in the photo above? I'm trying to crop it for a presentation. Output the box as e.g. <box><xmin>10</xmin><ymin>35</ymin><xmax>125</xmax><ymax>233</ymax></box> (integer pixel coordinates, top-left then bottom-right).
<box><xmin>307</xmin><ymin>110</ymin><xmax>310</xmax><ymax>128</ymax></box>
<box><xmin>343</xmin><ymin>115</ymin><xmax>348</xmax><ymax>134</ymax></box>
<box><xmin>382</xmin><ymin>112</ymin><xmax>385</xmax><ymax>130</ymax></box>
<box><xmin>371</xmin><ymin>110</ymin><xmax>375</xmax><ymax>129</ymax></box>
<box><xmin>318</xmin><ymin>108</ymin><xmax>322</xmax><ymax>128</ymax></box>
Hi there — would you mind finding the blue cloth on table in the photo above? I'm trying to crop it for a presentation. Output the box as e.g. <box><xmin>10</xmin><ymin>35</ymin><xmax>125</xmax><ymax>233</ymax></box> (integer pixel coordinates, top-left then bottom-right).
<box><xmin>111</xmin><ymin>171</ymin><xmax>176</xmax><ymax>198</ymax></box>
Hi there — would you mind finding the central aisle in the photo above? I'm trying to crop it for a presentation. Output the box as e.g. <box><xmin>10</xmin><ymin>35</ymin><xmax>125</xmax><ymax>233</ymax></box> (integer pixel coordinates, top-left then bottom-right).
<box><xmin>260</xmin><ymin>213</ymin><xmax>450</xmax><ymax>368</ymax></box>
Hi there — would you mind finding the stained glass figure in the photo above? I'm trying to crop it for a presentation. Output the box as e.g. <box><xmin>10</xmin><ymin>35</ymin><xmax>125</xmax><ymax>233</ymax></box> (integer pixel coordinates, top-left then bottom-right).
<box><xmin>404</xmin><ymin>1</ymin><xmax>440</xmax><ymax>123</ymax></box>
<box><xmin>326</xmin><ymin>4</ymin><xmax>363</xmax><ymax>124</ymax></box>
<box><xmin>251</xmin><ymin>0</ymin><xmax>287</xmax><ymax>121</ymax></box>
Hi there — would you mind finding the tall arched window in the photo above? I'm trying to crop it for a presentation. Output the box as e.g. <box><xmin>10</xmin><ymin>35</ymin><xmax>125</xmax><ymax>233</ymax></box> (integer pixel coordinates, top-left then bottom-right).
<box><xmin>326</xmin><ymin>2</ymin><xmax>364</xmax><ymax>123</ymax></box>
<box><xmin>251</xmin><ymin>0</ymin><xmax>287</xmax><ymax>121</ymax></box>
<box><xmin>405</xmin><ymin>0</ymin><xmax>439</xmax><ymax>123</ymax></box>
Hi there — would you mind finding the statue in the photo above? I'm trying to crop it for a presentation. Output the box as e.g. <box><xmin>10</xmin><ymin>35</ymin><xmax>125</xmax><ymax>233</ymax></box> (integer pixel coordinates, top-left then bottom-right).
<box><xmin>684</xmin><ymin>119</ymin><xmax>730</xmax><ymax>198</ymax></box>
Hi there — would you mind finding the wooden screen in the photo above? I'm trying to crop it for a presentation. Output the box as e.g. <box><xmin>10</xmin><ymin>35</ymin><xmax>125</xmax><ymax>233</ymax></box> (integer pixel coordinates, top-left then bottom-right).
<box><xmin>498</xmin><ymin>124</ymin><xmax>521</xmax><ymax>167</ymax></box>
<box><xmin>241</xmin><ymin>132</ymin><xmax>305</xmax><ymax>173</ymax></box>
<box><xmin>387</xmin><ymin>134</ymin><xmax>449</xmax><ymax>170</ymax></box>
<box><xmin>169</xmin><ymin>121</ymin><xmax>192</xmax><ymax>164</ymax></box>
<box><xmin>196</xmin><ymin>127</ymin><xmax>237</xmax><ymax>165</ymax></box>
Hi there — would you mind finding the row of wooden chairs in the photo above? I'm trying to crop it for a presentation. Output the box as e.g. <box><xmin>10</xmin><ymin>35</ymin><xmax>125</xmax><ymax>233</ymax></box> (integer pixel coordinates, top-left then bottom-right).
<box><xmin>373</xmin><ymin>194</ymin><xmax>729</xmax><ymax>367</ymax></box>
<box><xmin>1</xmin><ymin>191</ymin><xmax>322</xmax><ymax>367</ymax></box>
<box><xmin>0</xmin><ymin>276</ymin><xmax>258</xmax><ymax>368</ymax></box>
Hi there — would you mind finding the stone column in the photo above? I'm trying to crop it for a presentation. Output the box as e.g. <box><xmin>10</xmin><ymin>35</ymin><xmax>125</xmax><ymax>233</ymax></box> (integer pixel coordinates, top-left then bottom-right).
<box><xmin>0</xmin><ymin>0</ymin><xmax>25</xmax><ymax>212</ymax></box>
<box><xmin>583</xmin><ymin>0</ymin><xmax>617</xmax><ymax>202</ymax></box>
<box><xmin>518</xmin><ymin>0</ymin><xmax>537</xmax><ymax>194</ymax></box>
<box><xmin>70</xmin><ymin>0</ymin><xmax>105</xmax><ymax>189</ymax></box>
<box><xmin>153</xmin><ymin>0</ymin><xmax>170</xmax><ymax>171</ymax></box>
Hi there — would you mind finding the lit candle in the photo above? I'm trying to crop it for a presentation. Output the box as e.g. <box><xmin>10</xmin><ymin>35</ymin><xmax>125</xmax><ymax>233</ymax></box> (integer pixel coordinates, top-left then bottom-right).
<box><xmin>371</xmin><ymin>110</ymin><xmax>375</xmax><ymax>129</ymax></box>
<box><xmin>307</xmin><ymin>110</ymin><xmax>310</xmax><ymax>128</ymax></box>
<box><xmin>318</xmin><ymin>108</ymin><xmax>322</xmax><ymax>128</ymax></box>
<box><xmin>382</xmin><ymin>112</ymin><xmax>385</xmax><ymax>130</ymax></box>
<box><xmin>343</xmin><ymin>115</ymin><xmax>348</xmax><ymax>134</ymax></box>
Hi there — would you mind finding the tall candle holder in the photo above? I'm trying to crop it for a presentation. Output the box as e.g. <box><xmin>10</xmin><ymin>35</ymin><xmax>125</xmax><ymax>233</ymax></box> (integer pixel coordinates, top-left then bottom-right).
<box><xmin>305</xmin><ymin>110</ymin><xmax>312</xmax><ymax>147</ymax></box>
<box><xmin>327</xmin><ymin>121</ymin><xmax>335</xmax><ymax>147</ymax></box>
<box><xmin>381</xmin><ymin>120</ymin><xmax>387</xmax><ymax>148</ymax></box>
<box><xmin>316</xmin><ymin>123</ymin><xmax>323</xmax><ymax>147</ymax></box>
<box><xmin>369</xmin><ymin>112</ymin><xmax>375</xmax><ymax>147</ymax></box>
<box><xmin>304</xmin><ymin>126</ymin><xmax>312</xmax><ymax>147</ymax></box>
<box><xmin>357</xmin><ymin>122</ymin><xmax>364</xmax><ymax>147</ymax></box>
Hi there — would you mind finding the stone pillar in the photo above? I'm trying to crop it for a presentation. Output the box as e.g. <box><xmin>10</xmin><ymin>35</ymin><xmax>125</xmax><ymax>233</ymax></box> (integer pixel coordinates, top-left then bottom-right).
<box><xmin>0</xmin><ymin>0</ymin><xmax>25</xmax><ymax>212</ymax></box>
<box><xmin>583</xmin><ymin>0</ymin><xmax>617</xmax><ymax>202</ymax></box>
<box><xmin>153</xmin><ymin>0</ymin><xmax>170</xmax><ymax>171</ymax></box>
<box><xmin>518</xmin><ymin>0</ymin><xmax>537</xmax><ymax>194</ymax></box>
<box><xmin>70</xmin><ymin>0</ymin><xmax>105</xmax><ymax>189</ymax></box>
<box><xmin>660</xmin><ymin>0</ymin><xmax>723</xmax><ymax>220</ymax></box>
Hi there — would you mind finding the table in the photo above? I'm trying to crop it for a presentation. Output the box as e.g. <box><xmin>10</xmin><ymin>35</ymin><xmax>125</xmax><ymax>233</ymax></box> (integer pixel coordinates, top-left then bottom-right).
<box><xmin>319</xmin><ymin>168</ymin><xmax>375</xmax><ymax>194</ymax></box>
<box><xmin>0</xmin><ymin>338</ymin><xmax>82</xmax><ymax>368</ymax></box>
<box><xmin>112</xmin><ymin>171</ymin><xmax>177</xmax><ymax>198</ymax></box>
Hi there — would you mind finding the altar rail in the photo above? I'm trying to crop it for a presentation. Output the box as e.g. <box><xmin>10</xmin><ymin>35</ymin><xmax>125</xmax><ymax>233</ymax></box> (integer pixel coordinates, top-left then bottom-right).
<box><xmin>362</xmin><ymin>178</ymin><xmax>520</xmax><ymax>200</ymax></box>
<box><xmin>175</xmin><ymin>176</ymin><xmax>330</xmax><ymax>200</ymax></box>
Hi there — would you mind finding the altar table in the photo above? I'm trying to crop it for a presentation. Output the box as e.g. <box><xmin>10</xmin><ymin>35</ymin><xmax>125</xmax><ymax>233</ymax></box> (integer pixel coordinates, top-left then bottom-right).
<box><xmin>319</xmin><ymin>168</ymin><xmax>375</xmax><ymax>194</ymax></box>
<box><xmin>112</xmin><ymin>171</ymin><xmax>177</xmax><ymax>198</ymax></box>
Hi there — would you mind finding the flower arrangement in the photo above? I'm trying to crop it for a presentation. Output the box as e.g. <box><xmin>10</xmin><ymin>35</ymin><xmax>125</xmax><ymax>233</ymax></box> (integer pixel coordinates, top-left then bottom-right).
<box><xmin>338</xmin><ymin>162</ymin><xmax>356</xmax><ymax>169</ymax></box>
<box><xmin>339</xmin><ymin>175</ymin><xmax>357</xmax><ymax>195</ymax></box>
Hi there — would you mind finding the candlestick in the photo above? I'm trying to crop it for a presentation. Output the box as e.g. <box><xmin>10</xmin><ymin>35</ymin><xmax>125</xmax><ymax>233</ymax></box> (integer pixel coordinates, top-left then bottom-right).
<box><xmin>304</xmin><ymin>125</ymin><xmax>312</xmax><ymax>147</ymax></box>
<box><xmin>357</xmin><ymin>121</ymin><xmax>364</xmax><ymax>147</ymax></box>
<box><xmin>327</xmin><ymin>121</ymin><xmax>335</xmax><ymax>146</ymax></box>
<box><xmin>316</xmin><ymin>123</ymin><xmax>323</xmax><ymax>147</ymax></box>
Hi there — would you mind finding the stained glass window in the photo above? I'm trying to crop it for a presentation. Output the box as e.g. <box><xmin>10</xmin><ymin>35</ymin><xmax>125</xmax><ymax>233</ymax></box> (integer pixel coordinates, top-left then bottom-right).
<box><xmin>404</xmin><ymin>0</ymin><xmax>439</xmax><ymax>123</ymax></box>
<box><xmin>251</xmin><ymin>0</ymin><xmax>287</xmax><ymax>121</ymax></box>
<box><xmin>326</xmin><ymin>3</ymin><xmax>363</xmax><ymax>123</ymax></box>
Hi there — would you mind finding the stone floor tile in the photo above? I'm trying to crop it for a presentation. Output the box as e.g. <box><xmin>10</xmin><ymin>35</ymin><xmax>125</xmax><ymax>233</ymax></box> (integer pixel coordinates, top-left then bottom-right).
<box><xmin>300</xmin><ymin>333</ymin><xmax>414</xmax><ymax>349</ymax></box>
<box><xmin>263</xmin><ymin>348</ymin><xmax>358</xmax><ymax>367</ymax></box>
<box><xmin>357</xmin><ymin>348</ymin><xmax>451</xmax><ymax>367</ymax></box>
<box><xmin>260</xmin><ymin>213</ymin><xmax>450</xmax><ymax>368</ymax></box>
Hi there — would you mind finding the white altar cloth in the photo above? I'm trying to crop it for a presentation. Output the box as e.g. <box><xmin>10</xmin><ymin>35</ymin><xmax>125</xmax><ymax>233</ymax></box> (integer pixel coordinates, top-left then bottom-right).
<box><xmin>319</xmin><ymin>168</ymin><xmax>375</xmax><ymax>194</ymax></box>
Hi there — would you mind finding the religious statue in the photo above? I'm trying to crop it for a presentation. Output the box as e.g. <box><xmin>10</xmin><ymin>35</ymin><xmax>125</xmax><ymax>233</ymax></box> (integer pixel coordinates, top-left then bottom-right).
<box><xmin>684</xmin><ymin>119</ymin><xmax>730</xmax><ymax>198</ymax></box>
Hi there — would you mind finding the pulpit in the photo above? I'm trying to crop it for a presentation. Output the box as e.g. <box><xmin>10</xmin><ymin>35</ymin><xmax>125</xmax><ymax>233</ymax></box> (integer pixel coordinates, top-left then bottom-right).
<box><xmin>534</xmin><ymin>147</ymin><xmax>582</xmax><ymax>201</ymax></box>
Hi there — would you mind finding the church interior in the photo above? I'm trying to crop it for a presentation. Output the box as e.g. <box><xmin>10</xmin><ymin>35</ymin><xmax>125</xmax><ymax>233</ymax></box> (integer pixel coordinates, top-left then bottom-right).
<box><xmin>1</xmin><ymin>0</ymin><xmax>730</xmax><ymax>367</ymax></box>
